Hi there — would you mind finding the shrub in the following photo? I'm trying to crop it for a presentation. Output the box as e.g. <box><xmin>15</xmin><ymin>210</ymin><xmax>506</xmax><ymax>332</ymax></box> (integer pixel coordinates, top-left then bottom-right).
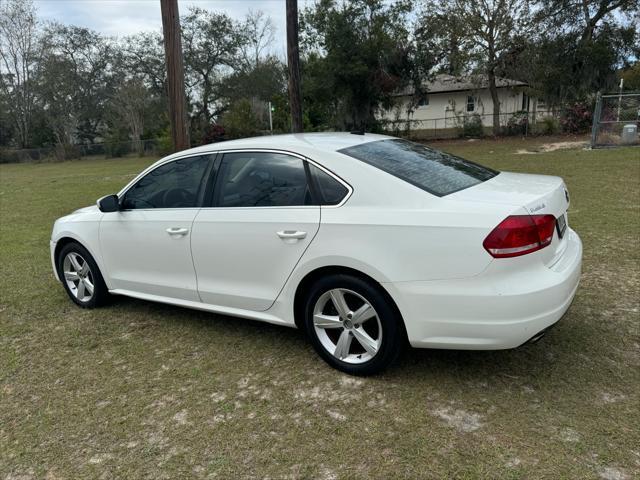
<box><xmin>201</xmin><ymin>124</ymin><xmax>225</xmax><ymax>145</ymax></box>
<box><xmin>560</xmin><ymin>103</ymin><xmax>593</xmax><ymax>133</ymax></box>
<box><xmin>156</xmin><ymin>128</ymin><xmax>173</xmax><ymax>156</ymax></box>
<box><xmin>505</xmin><ymin>111</ymin><xmax>529</xmax><ymax>135</ymax></box>
<box><xmin>221</xmin><ymin>99</ymin><xmax>261</xmax><ymax>139</ymax></box>
<box><xmin>538</xmin><ymin>116</ymin><xmax>560</xmax><ymax>135</ymax></box>
<box><xmin>460</xmin><ymin>114</ymin><xmax>484</xmax><ymax>138</ymax></box>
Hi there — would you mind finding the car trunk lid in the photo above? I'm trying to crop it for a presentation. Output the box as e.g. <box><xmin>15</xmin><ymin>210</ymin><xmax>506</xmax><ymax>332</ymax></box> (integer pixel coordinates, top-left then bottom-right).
<box><xmin>449</xmin><ymin>172</ymin><xmax>571</xmax><ymax>265</ymax></box>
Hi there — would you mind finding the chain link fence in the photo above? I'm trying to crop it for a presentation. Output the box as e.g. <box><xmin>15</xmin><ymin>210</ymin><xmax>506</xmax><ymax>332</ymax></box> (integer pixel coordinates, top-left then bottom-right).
<box><xmin>381</xmin><ymin>109</ymin><xmax>564</xmax><ymax>140</ymax></box>
<box><xmin>0</xmin><ymin>138</ymin><xmax>164</xmax><ymax>164</ymax></box>
<box><xmin>590</xmin><ymin>93</ymin><xmax>640</xmax><ymax>148</ymax></box>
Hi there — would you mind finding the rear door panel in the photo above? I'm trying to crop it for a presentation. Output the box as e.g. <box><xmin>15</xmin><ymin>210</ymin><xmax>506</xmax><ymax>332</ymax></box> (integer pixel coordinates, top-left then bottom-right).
<box><xmin>190</xmin><ymin>207</ymin><xmax>320</xmax><ymax>311</ymax></box>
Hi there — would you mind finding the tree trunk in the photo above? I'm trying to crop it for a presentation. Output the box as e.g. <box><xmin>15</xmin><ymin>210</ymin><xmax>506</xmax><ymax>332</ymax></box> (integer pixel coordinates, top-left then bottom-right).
<box><xmin>488</xmin><ymin>68</ymin><xmax>500</xmax><ymax>136</ymax></box>
<box><xmin>160</xmin><ymin>0</ymin><xmax>190</xmax><ymax>152</ymax></box>
<box><xmin>286</xmin><ymin>0</ymin><xmax>303</xmax><ymax>133</ymax></box>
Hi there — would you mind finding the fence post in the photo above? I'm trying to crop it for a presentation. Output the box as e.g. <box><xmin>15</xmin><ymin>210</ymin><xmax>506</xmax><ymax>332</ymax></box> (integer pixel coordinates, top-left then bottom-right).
<box><xmin>590</xmin><ymin>91</ymin><xmax>602</xmax><ymax>149</ymax></box>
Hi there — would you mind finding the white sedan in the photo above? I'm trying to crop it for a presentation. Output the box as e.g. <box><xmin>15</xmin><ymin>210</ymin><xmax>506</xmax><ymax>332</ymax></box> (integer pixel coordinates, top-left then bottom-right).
<box><xmin>50</xmin><ymin>133</ymin><xmax>582</xmax><ymax>375</ymax></box>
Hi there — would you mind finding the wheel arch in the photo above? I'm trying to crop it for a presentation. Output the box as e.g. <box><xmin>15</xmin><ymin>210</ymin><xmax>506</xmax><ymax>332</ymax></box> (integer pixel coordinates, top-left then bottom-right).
<box><xmin>53</xmin><ymin>235</ymin><xmax>110</xmax><ymax>287</ymax></box>
<box><xmin>292</xmin><ymin>265</ymin><xmax>408</xmax><ymax>340</ymax></box>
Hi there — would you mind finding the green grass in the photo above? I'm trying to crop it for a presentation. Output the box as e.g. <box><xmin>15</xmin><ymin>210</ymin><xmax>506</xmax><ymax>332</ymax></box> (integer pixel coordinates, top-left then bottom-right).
<box><xmin>1</xmin><ymin>138</ymin><xmax>639</xmax><ymax>479</ymax></box>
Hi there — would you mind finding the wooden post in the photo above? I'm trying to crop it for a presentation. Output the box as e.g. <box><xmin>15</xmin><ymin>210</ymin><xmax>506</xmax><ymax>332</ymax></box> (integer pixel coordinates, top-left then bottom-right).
<box><xmin>160</xmin><ymin>0</ymin><xmax>189</xmax><ymax>151</ymax></box>
<box><xmin>590</xmin><ymin>91</ymin><xmax>602</xmax><ymax>149</ymax></box>
<box><xmin>286</xmin><ymin>0</ymin><xmax>303</xmax><ymax>133</ymax></box>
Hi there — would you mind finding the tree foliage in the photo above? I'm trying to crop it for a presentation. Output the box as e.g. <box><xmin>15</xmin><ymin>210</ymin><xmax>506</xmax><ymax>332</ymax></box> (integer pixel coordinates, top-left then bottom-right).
<box><xmin>0</xmin><ymin>0</ymin><xmax>42</xmax><ymax>147</ymax></box>
<box><xmin>0</xmin><ymin>0</ymin><xmax>637</xmax><ymax>150</ymax></box>
<box><xmin>301</xmin><ymin>0</ymin><xmax>432</xmax><ymax>130</ymax></box>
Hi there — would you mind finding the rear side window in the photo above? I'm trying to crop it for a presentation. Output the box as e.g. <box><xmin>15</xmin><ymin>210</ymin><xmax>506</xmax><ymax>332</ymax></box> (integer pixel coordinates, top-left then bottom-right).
<box><xmin>216</xmin><ymin>152</ymin><xmax>313</xmax><ymax>207</ymax></box>
<box><xmin>308</xmin><ymin>164</ymin><xmax>349</xmax><ymax>205</ymax></box>
<box><xmin>339</xmin><ymin>139</ymin><xmax>497</xmax><ymax>196</ymax></box>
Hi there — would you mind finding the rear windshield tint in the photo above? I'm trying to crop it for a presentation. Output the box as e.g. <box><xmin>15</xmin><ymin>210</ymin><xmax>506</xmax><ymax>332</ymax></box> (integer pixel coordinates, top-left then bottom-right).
<box><xmin>339</xmin><ymin>139</ymin><xmax>498</xmax><ymax>196</ymax></box>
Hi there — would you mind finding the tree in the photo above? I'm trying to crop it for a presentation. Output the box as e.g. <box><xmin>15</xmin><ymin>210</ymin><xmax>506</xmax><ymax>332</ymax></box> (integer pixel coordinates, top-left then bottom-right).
<box><xmin>420</xmin><ymin>0</ymin><xmax>531</xmax><ymax>135</ymax></box>
<box><xmin>540</xmin><ymin>0</ymin><xmax>639</xmax><ymax>46</ymax></box>
<box><xmin>239</xmin><ymin>10</ymin><xmax>276</xmax><ymax>72</ymax></box>
<box><xmin>0</xmin><ymin>0</ymin><xmax>42</xmax><ymax>147</ymax></box>
<box><xmin>120</xmin><ymin>32</ymin><xmax>167</xmax><ymax>96</ymax></box>
<box><xmin>504</xmin><ymin>0</ymin><xmax>639</xmax><ymax>106</ymax></box>
<box><xmin>414</xmin><ymin>9</ymin><xmax>469</xmax><ymax>77</ymax></box>
<box><xmin>620</xmin><ymin>62</ymin><xmax>640</xmax><ymax>91</ymax></box>
<box><xmin>38</xmin><ymin>24</ymin><xmax>117</xmax><ymax>147</ymax></box>
<box><xmin>301</xmin><ymin>0</ymin><xmax>425</xmax><ymax>130</ymax></box>
<box><xmin>181</xmin><ymin>7</ymin><xmax>245</xmax><ymax>128</ymax></box>
<box><xmin>220</xmin><ymin>98</ymin><xmax>261</xmax><ymax>139</ymax></box>
<box><xmin>109</xmin><ymin>79</ymin><xmax>150</xmax><ymax>156</ymax></box>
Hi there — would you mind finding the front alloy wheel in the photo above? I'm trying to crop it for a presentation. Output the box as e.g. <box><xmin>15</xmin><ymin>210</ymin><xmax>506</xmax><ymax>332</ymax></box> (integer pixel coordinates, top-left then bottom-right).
<box><xmin>57</xmin><ymin>241</ymin><xmax>109</xmax><ymax>308</ymax></box>
<box><xmin>63</xmin><ymin>252</ymin><xmax>95</xmax><ymax>302</ymax></box>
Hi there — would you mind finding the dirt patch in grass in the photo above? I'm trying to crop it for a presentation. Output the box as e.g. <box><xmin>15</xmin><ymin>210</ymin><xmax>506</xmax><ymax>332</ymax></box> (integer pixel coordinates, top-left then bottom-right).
<box><xmin>515</xmin><ymin>140</ymin><xmax>588</xmax><ymax>154</ymax></box>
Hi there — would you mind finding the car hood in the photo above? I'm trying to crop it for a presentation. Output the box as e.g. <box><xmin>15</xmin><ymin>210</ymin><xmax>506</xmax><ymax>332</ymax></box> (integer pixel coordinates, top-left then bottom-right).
<box><xmin>72</xmin><ymin>205</ymin><xmax>100</xmax><ymax>214</ymax></box>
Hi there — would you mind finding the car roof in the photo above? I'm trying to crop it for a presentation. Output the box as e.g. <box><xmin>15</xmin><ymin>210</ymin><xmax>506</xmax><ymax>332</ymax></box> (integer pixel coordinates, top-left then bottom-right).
<box><xmin>163</xmin><ymin>132</ymin><xmax>393</xmax><ymax>160</ymax></box>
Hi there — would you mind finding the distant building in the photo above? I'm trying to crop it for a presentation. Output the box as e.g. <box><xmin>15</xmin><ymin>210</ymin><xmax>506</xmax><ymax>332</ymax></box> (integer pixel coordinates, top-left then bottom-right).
<box><xmin>379</xmin><ymin>74</ymin><xmax>550</xmax><ymax>137</ymax></box>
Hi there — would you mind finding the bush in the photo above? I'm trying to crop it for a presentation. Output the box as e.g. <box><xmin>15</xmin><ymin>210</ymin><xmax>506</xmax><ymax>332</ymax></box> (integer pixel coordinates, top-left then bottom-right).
<box><xmin>560</xmin><ymin>103</ymin><xmax>593</xmax><ymax>133</ymax></box>
<box><xmin>538</xmin><ymin>116</ymin><xmax>561</xmax><ymax>135</ymax></box>
<box><xmin>505</xmin><ymin>111</ymin><xmax>529</xmax><ymax>135</ymax></box>
<box><xmin>103</xmin><ymin>129</ymin><xmax>131</xmax><ymax>158</ymax></box>
<box><xmin>459</xmin><ymin>114</ymin><xmax>484</xmax><ymax>138</ymax></box>
<box><xmin>156</xmin><ymin>128</ymin><xmax>173</xmax><ymax>156</ymax></box>
<box><xmin>220</xmin><ymin>99</ymin><xmax>261</xmax><ymax>139</ymax></box>
<box><xmin>201</xmin><ymin>124</ymin><xmax>225</xmax><ymax>145</ymax></box>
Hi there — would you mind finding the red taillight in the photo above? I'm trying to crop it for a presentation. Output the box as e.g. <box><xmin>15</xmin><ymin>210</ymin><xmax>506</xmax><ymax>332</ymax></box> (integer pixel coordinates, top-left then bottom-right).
<box><xmin>483</xmin><ymin>215</ymin><xmax>556</xmax><ymax>258</ymax></box>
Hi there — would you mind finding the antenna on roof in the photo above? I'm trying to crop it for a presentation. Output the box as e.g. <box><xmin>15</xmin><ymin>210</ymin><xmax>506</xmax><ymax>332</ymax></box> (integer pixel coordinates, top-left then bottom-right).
<box><xmin>350</xmin><ymin>128</ymin><xmax>365</xmax><ymax>135</ymax></box>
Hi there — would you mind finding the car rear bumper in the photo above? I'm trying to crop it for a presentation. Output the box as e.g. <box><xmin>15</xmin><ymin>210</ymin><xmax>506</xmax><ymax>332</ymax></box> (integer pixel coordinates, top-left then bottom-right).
<box><xmin>386</xmin><ymin>228</ymin><xmax>582</xmax><ymax>350</ymax></box>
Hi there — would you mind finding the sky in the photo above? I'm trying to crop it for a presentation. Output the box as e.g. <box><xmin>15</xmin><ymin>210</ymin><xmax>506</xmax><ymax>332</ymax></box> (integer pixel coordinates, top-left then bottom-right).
<box><xmin>34</xmin><ymin>0</ymin><xmax>314</xmax><ymax>58</ymax></box>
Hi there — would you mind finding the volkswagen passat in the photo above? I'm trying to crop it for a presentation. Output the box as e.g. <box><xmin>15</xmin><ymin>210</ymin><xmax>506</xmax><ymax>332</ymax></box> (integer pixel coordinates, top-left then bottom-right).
<box><xmin>51</xmin><ymin>133</ymin><xmax>582</xmax><ymax>375</ymax></box>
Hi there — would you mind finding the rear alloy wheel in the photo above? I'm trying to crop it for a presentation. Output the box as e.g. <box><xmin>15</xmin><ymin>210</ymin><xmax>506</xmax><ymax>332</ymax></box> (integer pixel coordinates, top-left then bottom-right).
<box><xmin>58</xmin><ymin>242</ymin><xmax>109</xmax><ymax>308</ymax></box>
<box><xmin>304</xmin><ymin>274</ymin><xmax>403</xmax><ymax>375</ymax></box>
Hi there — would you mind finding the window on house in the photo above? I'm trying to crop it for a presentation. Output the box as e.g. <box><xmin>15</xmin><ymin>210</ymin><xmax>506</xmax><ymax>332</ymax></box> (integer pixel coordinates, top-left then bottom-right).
<box><xmin>522</xmin><ymin>93</ymin><xmax>529</xmax><ymax>111</ymax></box>
<box><xmin>466</xmin><ymin>96</ymin><xmax>476</xmax><ymax>112</ymax></box>
<box><xmin>417</xmin><ymin>95</ymin><xmax>429</xmax><ymax>107</ymax></box>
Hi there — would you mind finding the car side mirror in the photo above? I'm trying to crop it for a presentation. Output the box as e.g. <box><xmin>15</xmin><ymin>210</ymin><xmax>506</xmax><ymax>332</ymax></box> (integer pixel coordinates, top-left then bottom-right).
<box><xmin>97</xmin><ymin>194</ymin><xmax>120</xmax><ymax>213</ymax></box>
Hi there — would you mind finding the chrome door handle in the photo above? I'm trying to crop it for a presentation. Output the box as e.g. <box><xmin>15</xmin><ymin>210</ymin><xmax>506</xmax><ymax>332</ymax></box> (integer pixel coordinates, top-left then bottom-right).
<box><xmin>166</xmin><ymin>227</ymin><xmax>189</xmax><ymax>236</ymax></box>
<box><xmin>276</xmin><ymin>230</ymin><xmax>307</xmax><ymax>240</ymax></box>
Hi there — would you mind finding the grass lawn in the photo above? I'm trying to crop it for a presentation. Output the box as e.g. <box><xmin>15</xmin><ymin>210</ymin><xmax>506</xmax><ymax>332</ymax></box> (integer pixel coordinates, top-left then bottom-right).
<box><xmin>1</xmin><ymin>136</ymin><xmax>639</xmax><ymax>479</ymax></box>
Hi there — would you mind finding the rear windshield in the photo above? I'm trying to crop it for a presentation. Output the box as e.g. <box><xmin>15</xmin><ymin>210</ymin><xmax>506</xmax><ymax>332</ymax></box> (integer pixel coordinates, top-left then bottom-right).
<box><xmin>339</xmin><ymin>139</ymin><xmax>498</xmax><ymax>196</ymax></box>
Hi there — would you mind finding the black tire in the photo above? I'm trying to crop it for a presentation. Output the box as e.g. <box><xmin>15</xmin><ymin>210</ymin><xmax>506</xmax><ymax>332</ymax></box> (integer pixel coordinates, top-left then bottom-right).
<box><xmin>303</xmin><ymin>274</ymin><xmax>404</xmax><ymax>375</ymax></box>
<box><xmin>57</xmin><ymin>241</ymin><xmax>110</xmax><ymax>308</ymax></box>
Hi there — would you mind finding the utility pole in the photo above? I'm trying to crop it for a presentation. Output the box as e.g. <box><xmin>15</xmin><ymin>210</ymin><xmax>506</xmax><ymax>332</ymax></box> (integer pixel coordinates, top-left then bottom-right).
<box><xmin>160</xmin><ymin>0</ymin><xmax>190</xmax><ymax>151</ymax></box>
<box><xmin>286</xmin><ymin>0</ymin><xmax>303</xmax><ymax>133</ymax></box>
<box><xmin>268</xmin><ymin>101</ymin><xmax>274</xmax><ymax>134</ymax></box>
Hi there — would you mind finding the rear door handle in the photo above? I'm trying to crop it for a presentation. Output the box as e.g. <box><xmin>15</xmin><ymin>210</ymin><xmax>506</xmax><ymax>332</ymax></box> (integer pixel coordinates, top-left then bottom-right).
<box><xmin>276</xmin><ymin>230</ymin><xmax>307</xmax><ymax>240</ymax></box>
<box><xmin>166</xmin><ymin>227</ymin><xmax>189</xmax><ymax>236</ymax></box>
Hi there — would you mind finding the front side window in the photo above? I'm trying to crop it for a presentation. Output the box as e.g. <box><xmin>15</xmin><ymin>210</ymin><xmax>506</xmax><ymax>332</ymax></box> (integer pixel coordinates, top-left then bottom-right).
<box><xmin>339</xmin><ymin>139</ymin><xmax>497</xmax><ymax>197</ymax></box>
<box><xmin>215</xmin><ymin>152</ymin><xmax>313</xmax><ymax>207</ymax></box>
<box><xmin>122</xmin><ymin>155</ymin><xmax>210</xmax><ymax>209</ymax></box>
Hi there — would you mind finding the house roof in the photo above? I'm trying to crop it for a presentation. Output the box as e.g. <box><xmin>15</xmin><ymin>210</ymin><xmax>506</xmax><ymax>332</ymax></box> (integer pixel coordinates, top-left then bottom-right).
<box><xmin>396</xmin><ymin>74</ymin><xmax>528</xmax><ymax>96</ymax></box>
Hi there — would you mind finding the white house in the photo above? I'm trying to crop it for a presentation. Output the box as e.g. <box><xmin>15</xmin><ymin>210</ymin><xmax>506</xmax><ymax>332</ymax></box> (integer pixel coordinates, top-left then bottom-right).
<box><xmin>379</xmin><ymin>74</ymin><xmax>548</xmax><ymax>137</ymax></box>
